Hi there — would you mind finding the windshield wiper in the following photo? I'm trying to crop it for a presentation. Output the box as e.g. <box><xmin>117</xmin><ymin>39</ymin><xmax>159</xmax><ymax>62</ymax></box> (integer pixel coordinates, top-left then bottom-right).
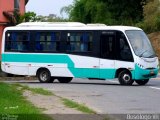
<box><xmin>139</xmin><ymin>49</ymin><xmax>149</xmax><ymax>57</ymax></box>
<box><xmin>148</xmin><ymin>54</ymin><xmax>157</xmax><ymax>58</ymax></box>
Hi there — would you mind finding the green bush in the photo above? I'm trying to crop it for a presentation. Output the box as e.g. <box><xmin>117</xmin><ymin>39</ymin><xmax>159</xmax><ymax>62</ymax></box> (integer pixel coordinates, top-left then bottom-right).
<box><xmin>141</xmin><ymin>0</ymin><xmax>160</xmax><ymax>33</ymax></box>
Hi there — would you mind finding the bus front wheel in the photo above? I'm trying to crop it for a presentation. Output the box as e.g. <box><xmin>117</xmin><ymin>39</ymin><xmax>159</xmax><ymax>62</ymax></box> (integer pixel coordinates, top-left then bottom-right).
<box><xmin>37</xmin><ymin>69</ymin><xmax>51</xmax><ymax>83</ymax></box>
<box><xmin>118</xmin><ymin>70</ymin><xmax>134</xmax><ymax>85</ymax></box>
<box><xmin>58</xmin><ymin>77</ymin><xmax>73</xmax><ymax>83</ymax></box>
<box><xmin>135</xmin><ymin>79</ymin><xmax>149</xmax><ymax>85</ymax></box>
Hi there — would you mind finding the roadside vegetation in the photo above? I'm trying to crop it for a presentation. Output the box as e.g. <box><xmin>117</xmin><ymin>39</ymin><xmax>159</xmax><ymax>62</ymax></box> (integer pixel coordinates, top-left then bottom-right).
<box><xmin>61</xmin><ymin>0</ymin><xmax>160</xmax><ymax>34</ymax></box>
<box><xmin>0</xmin><ymin>82</ymin><xmax>52</xmax><ymax>120</ymax></box>
<box><xmin>0</xmin><ymin>82</ymin><xmax>97</xmax><ymax>116</ymax></box>
<box><xmin>19</xmin><ymin>0</ymin><xmax>160</xmax><ymax>34</ymax></box>
<box><xmin>15</xmin><ymin>83</ymin><xmax>96</xmax><ymax>114</ymax></box>
<box><xmin>137</xmin><ymin>0</ymin><xmax>160</xmax><ymax>33</ymax></box>
<box><xmin>61</xmin><ymin>98</ymin><xmax>96</xmax><ymax>114</ymax></box>
<box><xmin>13</xmin><ymin>83</ymin><xmax>53</xmax><ymax>96</ymax></box>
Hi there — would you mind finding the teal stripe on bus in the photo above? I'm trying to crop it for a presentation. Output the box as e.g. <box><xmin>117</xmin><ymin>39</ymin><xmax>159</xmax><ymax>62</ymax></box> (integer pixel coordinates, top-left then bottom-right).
<box><xmin>2</xmin><ymin>53</ymin><xmax>74</xmax><ymax>67</ymax></box>
<box><xmin>2</xmin><ymin>53</ymin><xmax>116</xmax><ymax>79</ymax></box>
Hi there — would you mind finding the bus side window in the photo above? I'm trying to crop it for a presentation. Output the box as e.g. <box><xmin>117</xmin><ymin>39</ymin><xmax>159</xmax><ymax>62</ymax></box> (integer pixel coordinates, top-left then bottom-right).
<box><xmin>116</xmin><ymin>31</ymin><xmax>133</xmax><ymax>61</ymax></box>
<box><xmin>81</xmin><ymin>33</ymin><xmax>91</xmax><ymax>51</ymax></box>
<box><xmin>5</xmin><ymin>32</ymin><xmax>30</xmax><ymax>52</ymax></box>
<box><xmin>35</xmin><ymin>33</ymin><xmax>43</xmax><ymax>51</ymax></box>
<box><xmin>17</xmin><ymin>33</ymin><xmax>29</xmax><ymax>51</ymax></box>
<box><xmin>67</xmin><ymin>32</ymin><xmax>92</xmax><ymax>52</ymax></box>
<box><xmin>5</xmin><ymin>33</ymin><xmax>12</xmax><ymax>51</ymax></box>
<box><xmin>35</xmin><ymin>32</ymin><xmax>60</xmax><ymax>52</ymax></box>
<box><xmin>67</xmin><ymin>33</ymin><xmax>81</xmax><ymax>52</ymax></box>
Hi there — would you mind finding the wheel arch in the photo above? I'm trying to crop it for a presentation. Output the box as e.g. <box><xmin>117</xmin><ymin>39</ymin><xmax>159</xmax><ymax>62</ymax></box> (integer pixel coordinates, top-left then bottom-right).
<box><xmin>36</xmin><ymin>67</ymin><xmax>51</xmax><ymax>77</ymax></box>
<box><xmin>115</xmin><ymin>68</ymin><xmax>132</xmax><ymax>78</ymax></box>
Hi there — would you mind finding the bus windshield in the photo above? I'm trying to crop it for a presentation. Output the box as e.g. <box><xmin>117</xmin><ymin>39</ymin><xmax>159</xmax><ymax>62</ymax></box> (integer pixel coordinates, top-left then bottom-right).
<box><xmin>126</xmin><ymin>30</ymin><xmax>156</xmax><ymax>58</ymax></box>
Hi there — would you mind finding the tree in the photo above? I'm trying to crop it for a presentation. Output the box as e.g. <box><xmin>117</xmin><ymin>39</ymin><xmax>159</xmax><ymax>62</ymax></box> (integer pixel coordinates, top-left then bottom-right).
<box><xmin>14</xmin><ymin>11</ymin><xmax>40</xmax><ymax>24</ymax></box>
<box><xmin>23</xmin><ymin>12</ymin><xmax>38</xmax><ymax>22</ymax></box>
<box><xmin>35</xmin><ymin>15</ymin><xmax>68</xmax><ymax>22</ymax></box>
<box><xmin>142</xmin><ymin>0</ymin><xmax>160</xmax><ymax>32</ymax></box>
<box><xmin>60</xmin><ymin>5</ymin><xmax>73</xmax><ymax>18</ymax></box>
<box><xmin>15</xmin><ymin>11</ymin><xmax>68</xmax><ymax>24</ymax></box>
<box><xmin>68</xmin><ymin>0</ymin><xmax>146</xmax><ymax>25</ymax></box>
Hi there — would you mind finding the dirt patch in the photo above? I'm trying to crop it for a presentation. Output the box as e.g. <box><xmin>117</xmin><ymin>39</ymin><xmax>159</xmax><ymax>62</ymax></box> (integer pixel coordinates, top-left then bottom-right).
<box><xmin>23</xmin><ymin>91</ymin><xmax>110</xmax><ymax>120</ymax></box>
<box><xmin>23</xmin><ymin>90</ymin><xmax>82</xmax><ymax>114</ymax></box>
<box><xmin>23</xmin><ymin>91</ymin><xmax>105</xmax><ymax>120</ymax></box>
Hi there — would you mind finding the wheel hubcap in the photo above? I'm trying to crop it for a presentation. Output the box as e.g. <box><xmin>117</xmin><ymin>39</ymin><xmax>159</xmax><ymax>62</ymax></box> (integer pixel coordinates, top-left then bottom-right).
<box><xmin>40</xmin><ymin>72</ymin><xmax>48</xmax><ymax>81</ymax></box>
<box><xmin>123</xmin><ymin>74</ymin><xmax>130</xmax><ymax>82</ymax></box>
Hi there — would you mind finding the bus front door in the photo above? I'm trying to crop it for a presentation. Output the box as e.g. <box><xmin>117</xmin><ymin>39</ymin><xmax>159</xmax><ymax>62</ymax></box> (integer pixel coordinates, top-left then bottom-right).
<box><xmin>100</xmin><ymin>31</ymin><xmax>116</xmax><ymax>79</ymax></box>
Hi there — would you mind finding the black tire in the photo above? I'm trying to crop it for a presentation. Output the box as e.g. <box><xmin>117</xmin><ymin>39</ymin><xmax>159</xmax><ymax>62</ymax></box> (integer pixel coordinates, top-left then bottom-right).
<box><xmin>47</xmin><ymin>77</ymin><xmax>55</xmax><ymax>83</ymax></box>
<box><xmin>58</xmin><ymin>77</ymin><xmax>73</xmax><ymax>83</ymax></box>
<box><xmin>50</xmin><ymin>77</ymin><xmax>55</xmax><ymax>83</ymax></box>
<box><xmin>135</xmin><ymin>79</ymin><xmax>149</xmax><ymax>86</ymax></box>
<box><xmin>118</xmin><ymin>70</ymin><xmax>134</xmax><ymax>85</ymax></box>
<box><xmin>37</xmin><ymin>69</ymin><xmax>51</xmax><ymax>83</ymax></box>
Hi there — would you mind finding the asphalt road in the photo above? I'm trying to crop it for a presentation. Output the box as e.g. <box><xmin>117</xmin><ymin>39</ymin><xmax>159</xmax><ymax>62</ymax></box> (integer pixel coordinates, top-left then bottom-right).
<box><xmin>8</xmin><ymin>77</ymin><xmax>160</xmax><ymax>115</ymax></box>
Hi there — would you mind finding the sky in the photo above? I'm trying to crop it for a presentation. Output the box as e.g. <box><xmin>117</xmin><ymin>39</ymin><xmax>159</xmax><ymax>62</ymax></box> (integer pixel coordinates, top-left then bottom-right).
<box><xmin>26</xmin><ymin>0</ymin><xmax>74</xmax><ymax>17</ymax></box>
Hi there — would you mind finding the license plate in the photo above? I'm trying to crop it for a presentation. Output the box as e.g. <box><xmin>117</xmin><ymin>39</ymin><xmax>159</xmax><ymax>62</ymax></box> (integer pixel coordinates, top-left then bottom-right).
<box><xmin>150</xmin><ymin>70</ymin><xmax>154</xmax><ymax>74</ymax></box>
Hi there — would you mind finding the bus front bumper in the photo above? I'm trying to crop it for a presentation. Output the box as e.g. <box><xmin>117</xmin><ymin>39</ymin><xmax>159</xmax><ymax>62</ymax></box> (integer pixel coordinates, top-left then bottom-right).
<box><xmin>133</xmin><ymin>65</ymin><xmax>159</xmax><ymax>80</ymax></box>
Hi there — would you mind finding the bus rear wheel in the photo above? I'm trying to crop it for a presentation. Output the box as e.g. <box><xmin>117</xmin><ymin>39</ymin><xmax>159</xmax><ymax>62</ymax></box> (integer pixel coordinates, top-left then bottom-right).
<box><xmin>118</xmin><ymin>70</ymin><xmax>134</xmax><ymax>85</ymax></box>
<box><xmin>37</xmin><ymin>69</ymin><xmax>51</xmax><ymax>83</ymax></box>
<box><xmin>58</xmin><ymin>77</ymin><xmax>73</xmax><ymax>83</ymax></box>
<box><xmin>135</xmin><ymin>79</ymin><xmax>149</xmax><ymax>85</ymax></box>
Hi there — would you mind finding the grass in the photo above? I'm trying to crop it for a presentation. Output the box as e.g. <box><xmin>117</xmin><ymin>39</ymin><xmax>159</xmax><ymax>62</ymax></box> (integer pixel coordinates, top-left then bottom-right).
<box><xmin>1</xmin><ymin>82</ymin><xmax>97</xmax><ymax>115</ymax></box>
<box><xmin>0</xmin><ymin>82</ymin><xmax>52</xmax><ymax>120</ymax></box>
<box><xmin>13</xmin><ymin>83</ymin><xmax>53</xmax><ymax>96</ymax></box>
<box><xmin>61</xmin><ymin>98</ymin><xmax>96</xmax><ymax>114</ymax></box>
<box><xmin>30</xmin><ymin>87</ymin><xmax>53</xmax><ymax>96</ymax></box>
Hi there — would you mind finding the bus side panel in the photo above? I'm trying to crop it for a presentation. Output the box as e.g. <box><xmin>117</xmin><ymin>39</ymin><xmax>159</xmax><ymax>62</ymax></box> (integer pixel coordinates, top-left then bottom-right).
<box><xmin>28</xmin><ymin>63</ymin><xmax>74</xmax><ymax>77</ymax></box>
<box><xmin>2</xmin><ymin>54</ymin><xmax>29</xmax><ymax>75</ymax></box>
<box><xmin>4</xmin><ymin>62</ymin><xmax>29</xmax><ymax>75</ymax></box>
<box><xmin>115</xmin><ymin>61</ymin><xmax>135</xmax><ymax>78</ymax></box>
<box><xmin>1</xmin><ymin>54</ymin><xmax>6</xmax><ymax>72</ymax></box>
<box><xmin>28</xmin><ymin>54</ymin><xmax>100</xmax><ymax>78</ymax></box>
<box><xmin>68</xmin><ymin>55</ymin><xmax>99</xmax><ymax>78</ymax></box>
<box><xmin>100</xmin><ymin>59</ymin><xmax>116</xmax><ymax>79</ymax></box>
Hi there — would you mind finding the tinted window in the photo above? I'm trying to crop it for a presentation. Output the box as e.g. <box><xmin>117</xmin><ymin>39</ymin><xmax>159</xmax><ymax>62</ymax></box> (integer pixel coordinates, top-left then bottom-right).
<box><xmin>5</xmin><ymin>32</ymin><xmax>30</xmax><ymax>52</ymax></box>
<box><xmin>116</xmin><ymin>31</ymin><xmax>133</xmax><ymax>61</ymax></box>
<box><xmin>100</xmin><ymin>32</ymin><xmax>115</xmax><ymax>59</ymax></box>
<box><xmin>67</xmin><ymin>32</ymin><xmax>93</xmax><ymax>52</ymax></box>
<box><xmin>35</xmin><ymin>32</ymin><xmax>60</xmax><ymax>52</ymax></box>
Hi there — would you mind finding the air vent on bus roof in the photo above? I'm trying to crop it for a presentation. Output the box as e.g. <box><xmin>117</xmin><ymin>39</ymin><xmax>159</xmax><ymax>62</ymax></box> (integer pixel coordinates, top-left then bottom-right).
<box><xmin>17</xmin><ymin>22</ymin><xmax>86</xmax><ymax>27</ymax></box>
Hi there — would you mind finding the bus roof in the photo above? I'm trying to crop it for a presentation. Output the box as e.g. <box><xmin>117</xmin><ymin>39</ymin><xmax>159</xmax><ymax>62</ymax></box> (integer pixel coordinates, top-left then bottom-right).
<box><xmin>4</xmin><ymin>22</ymin><xmax>142</xmax><ymax>32</ymax></box>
